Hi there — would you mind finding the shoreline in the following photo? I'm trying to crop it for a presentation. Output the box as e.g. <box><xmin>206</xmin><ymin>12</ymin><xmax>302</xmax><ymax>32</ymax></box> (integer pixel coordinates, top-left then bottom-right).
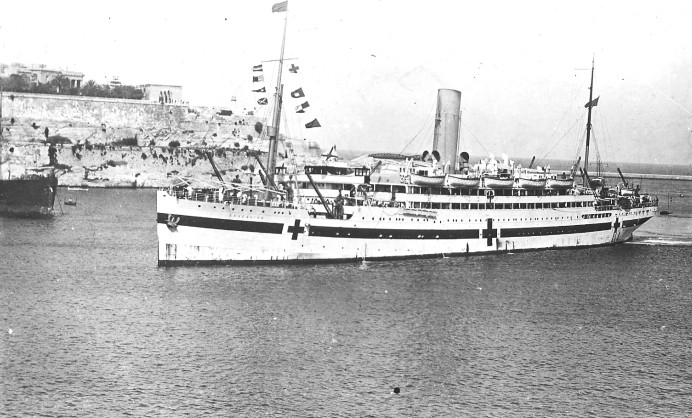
<box><xmin>600</xmin><ymin>172</ymin><xmax>692</xmax><ymax>182</ymax></box>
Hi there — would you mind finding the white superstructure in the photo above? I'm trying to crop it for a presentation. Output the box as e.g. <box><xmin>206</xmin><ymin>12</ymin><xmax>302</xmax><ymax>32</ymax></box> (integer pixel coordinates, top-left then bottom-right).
<box><xmin>155</xmin><ymin>5</ymin><xmax>658</xmax><ymax>266</ymax></box>
<box><xmin>156</xmin><ymin>166</ymin><xmax>657</xmax><ymax>265</ymax></box>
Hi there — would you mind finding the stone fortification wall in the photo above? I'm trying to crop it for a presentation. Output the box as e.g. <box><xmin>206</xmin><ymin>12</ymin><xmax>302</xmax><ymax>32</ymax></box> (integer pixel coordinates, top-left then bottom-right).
<box><xmin>1</xmin><ymin>92</ymin><xmax>266</xmax><ymax>149</ymax></box>
<box><xmin>2</xmin><ymin>92</ymin><xmax>186</xmax><ymax>127</ymax></box>
<box><xmin>0</xmin><ymin>92</ymin><xmax>284</xmax><ymax>186</ymax></box>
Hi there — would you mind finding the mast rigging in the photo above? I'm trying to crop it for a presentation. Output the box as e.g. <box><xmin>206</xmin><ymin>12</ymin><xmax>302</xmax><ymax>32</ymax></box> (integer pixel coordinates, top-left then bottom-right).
<box><xmin>265</xmin><ymin>4</ymin><xmax>289</xmax><ymax>197</ymax></box>
<box><xmin>583</xmin><ymin>57</ymin><xmax>595</xmax><ymax>187</ymax></box>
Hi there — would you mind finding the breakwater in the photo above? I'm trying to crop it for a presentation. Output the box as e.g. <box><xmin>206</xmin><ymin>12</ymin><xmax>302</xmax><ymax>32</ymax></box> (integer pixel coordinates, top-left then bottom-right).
<box><xmin>600</xmin><ymin>172</ymin><xmax>692</xmax><ymax>182</ymax></box>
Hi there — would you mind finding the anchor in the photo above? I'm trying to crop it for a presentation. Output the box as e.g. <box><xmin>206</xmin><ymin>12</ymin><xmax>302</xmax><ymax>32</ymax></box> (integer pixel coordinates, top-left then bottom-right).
<box><xmin>167</xmin><ymin>214</ymin><xmax>180</xmax><ymax>231</ymax></box>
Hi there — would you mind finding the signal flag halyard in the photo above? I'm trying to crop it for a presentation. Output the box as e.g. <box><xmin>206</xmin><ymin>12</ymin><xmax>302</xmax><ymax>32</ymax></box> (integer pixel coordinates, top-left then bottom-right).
<box><xmin>305</xmin><ymin>119</ymin><xmax>321</xmax><ymax>129</ymax></box>
<box><xmin>295</xmin><ymin>101</ymin><xmax>310</xmax><ymax>113</ymax></box>
<box><xmin>272</xmin><ymin>1</ymin><xmax>288</xmax><ymax>13</ymax></box>
<box><xmin>584</xmin><ymin>96</ymin><xmax>599</xmax><ymax>108</ymax></box>
<box><xmin>291</xmin><ymin>88</ymin><xmax>305</xmax><ymax>98</ymax></box>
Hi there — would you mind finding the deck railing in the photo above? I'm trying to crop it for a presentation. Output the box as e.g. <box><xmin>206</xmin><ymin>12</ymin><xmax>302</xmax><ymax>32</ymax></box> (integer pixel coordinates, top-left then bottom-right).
<box><xmin>166</xmin><ymin>188</ymin><xmax>659</xmax><ymax>213</ymax></box>
<box><xmin>167</xmin><ymin>189</ymin><xmax>297</xmax><ymax>209</ymax></box>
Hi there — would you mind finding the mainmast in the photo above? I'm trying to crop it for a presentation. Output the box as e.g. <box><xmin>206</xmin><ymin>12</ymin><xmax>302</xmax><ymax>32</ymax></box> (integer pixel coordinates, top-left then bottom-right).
<box><xmin>1</xmin><ymin>81</ymin><xmax>3</xmax><ymax>141</ymax></box>
<box><xmin>583</xmin><ymin>57</ymin><xmax>596</xmax><ymax>187</ymax></box>
<box><xmin>266</xmin><ymin>1</ymin><xmax>288</xmax><ymax>196</ymax></box>
<box><xmin>0</xmin><ymin>83</ymin><xmax>10</xmax><ymax>178</ymax></box>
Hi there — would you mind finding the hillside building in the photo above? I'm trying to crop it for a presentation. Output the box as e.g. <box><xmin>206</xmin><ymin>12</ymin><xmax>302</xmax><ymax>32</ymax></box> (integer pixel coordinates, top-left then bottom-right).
<box><xmin>137</xmin><ymin>84</ymin><xmax>183</xmax><ymax>104</ymax></box>
<box><xmin>0</xmin><ymin>62</ymin><xmax>84</xmax><ymax>89</ymax></box>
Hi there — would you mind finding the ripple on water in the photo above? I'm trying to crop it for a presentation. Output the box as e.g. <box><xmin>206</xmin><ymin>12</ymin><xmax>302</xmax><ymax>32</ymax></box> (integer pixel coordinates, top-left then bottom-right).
<box><xmin>2</xmin><ymin>187</ymin><xmax>692</xmax><ymax>415</ymax></box>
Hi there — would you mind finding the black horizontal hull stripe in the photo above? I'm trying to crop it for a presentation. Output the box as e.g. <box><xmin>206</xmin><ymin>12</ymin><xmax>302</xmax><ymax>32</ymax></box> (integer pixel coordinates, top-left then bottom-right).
<box><xmin>157</xmin><ymin>214</ymin><xmax>649</xmax><ymax>240</ymax></box>
<box><xmin>310</xmin><ymin>221</ymin><xmax>618</xmax><ymax>240</ymax></box>
<box><xmin>308</xmin><ymin>226</ymin><xmax>479</xmax><ymax>240</ymax></box>
<box><xmin>622</xmin><ymin>217</ymin><xmax>652</xmax><ymax>228</ymax></box>
<box><xmin>156</xmin><ymin>213</ymin><xmax>284</xmax><ymax>234</ymax></box>
<box><xmin>501</xmin><ymin>221</ymin><xmax>612</xmax><ymax>238</ymax></box>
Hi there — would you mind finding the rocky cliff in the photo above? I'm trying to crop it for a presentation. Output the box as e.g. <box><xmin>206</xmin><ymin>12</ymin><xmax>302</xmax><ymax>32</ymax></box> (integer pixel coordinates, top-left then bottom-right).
<box><xmin>1</xmin><ymin>92</ymin><xmax>319</xmax><ymax>187</ymax></box>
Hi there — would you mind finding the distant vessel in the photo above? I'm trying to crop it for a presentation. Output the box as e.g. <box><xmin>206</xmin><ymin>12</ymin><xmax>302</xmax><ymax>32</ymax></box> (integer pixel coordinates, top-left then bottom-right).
<box><xmin>155</xmin><ymin>6</ymin><xmax>658</xmax><ymax>265</ymax></box>
<box><xmin>0</xmin><ymin>174</ymin><xmax>58</xmax><ymax>217</ymax></box>
<box><xmin>1</xmin><ymin>86</ymin><xmax>58</xmax><ymax>218</ymax></box>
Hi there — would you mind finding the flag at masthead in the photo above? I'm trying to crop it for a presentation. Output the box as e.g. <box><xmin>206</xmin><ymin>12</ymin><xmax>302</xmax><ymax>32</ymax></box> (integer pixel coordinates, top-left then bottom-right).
<box><xmin>266</xmin><ymin>1</ymin><xmax>289</xmax><ymax>196</ymax></box>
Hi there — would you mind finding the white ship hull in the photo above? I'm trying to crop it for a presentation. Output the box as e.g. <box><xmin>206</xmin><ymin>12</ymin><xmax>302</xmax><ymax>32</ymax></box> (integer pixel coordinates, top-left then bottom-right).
<box><xmin>157</xmin><ymin>190</ymin><xmax>656</xmax><ymax>265</ymax></box>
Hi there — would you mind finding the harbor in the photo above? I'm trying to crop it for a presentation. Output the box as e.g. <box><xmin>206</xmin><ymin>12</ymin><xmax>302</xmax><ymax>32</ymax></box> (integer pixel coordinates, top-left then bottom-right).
<box><xmin>3</xmin><ymin>0</ymin><xmax>692</xmax><ymax>416</ymax></box>
<box><xmin>3</xmin><ymin>183</ymin><xmax>692</xmax><ymax>416</ymax></box>
<box><xmin>153</xmin><ymin>10</ymin><xmax>657</xmax><ymax>266</ymax></box>
<box><xmin>599</xmin><ymin>172</ymin><xmax>692</xmax><ymax>182</ymax></box>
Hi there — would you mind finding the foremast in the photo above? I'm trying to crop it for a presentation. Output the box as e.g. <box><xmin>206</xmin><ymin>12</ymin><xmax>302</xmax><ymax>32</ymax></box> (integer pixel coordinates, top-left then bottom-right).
<box><xmin>265</xmin><ymin>1</ymin><xmax>289</xmax><ymax>198</ymax></box>
<box><xmin>583</xmin><ymin>57</ymin><xmax>596</xmax><ymax>188</ymax></box>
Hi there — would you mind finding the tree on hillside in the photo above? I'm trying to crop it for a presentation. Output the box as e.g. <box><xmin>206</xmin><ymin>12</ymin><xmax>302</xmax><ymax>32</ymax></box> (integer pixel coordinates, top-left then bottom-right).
<box><xmin>80</xmin><ymin>80</ymin><xmax>101</xmax><ymax>97</ymax></box>
<box><xmin>2</xmin><ymin>74</ymin><xmax>144</xmax><ymax>100</ymax></box>
<box><xmin>114</xmin><ymin>85</ymin><xmax>144</xmax><ymax>100</ymax></box>
<box><xmin>0</xmin><ymin>74</ymin><xmax>30</xmax><ymax>92</ymax></box>
<box><xmin>50</xmin><ymin>75</ymin><xmax>74</xmax><ymax>95</ymax></box>
<box><xmin>111</xmin><ymin>85</ymin><xmax>125</xmax><ymax>99</ymax></box>
<box><xmin>126</xmin><ymin>86</ymin><xmax>144</xmax><ymax>100</ymax></box>
<box><xmin>31</xmin><ymin>82</ymin><xmax>56</xmax><ymax>94</ymax></box>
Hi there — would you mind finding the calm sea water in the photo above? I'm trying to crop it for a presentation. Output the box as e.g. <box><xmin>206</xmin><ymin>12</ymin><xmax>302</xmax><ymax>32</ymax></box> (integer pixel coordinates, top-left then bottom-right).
<box><xmin>2</xmin><ymin>179</ymin><xmax>692</xmax><ymax>417</ymax></box>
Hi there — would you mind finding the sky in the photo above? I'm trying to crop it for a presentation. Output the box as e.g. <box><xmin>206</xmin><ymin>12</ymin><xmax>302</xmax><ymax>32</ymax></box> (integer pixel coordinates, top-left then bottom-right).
<box><xmin>2</xmin><ymin>0</ymin><xmax>692</xmax><ymax>166</ymax></box>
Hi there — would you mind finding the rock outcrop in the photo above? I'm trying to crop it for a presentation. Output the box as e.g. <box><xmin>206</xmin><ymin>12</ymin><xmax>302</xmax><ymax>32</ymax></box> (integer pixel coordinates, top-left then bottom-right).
<box><xmin>1</xmin><ymin>92</ymin><xmax>319</xmax><ymax>187</ymax></box>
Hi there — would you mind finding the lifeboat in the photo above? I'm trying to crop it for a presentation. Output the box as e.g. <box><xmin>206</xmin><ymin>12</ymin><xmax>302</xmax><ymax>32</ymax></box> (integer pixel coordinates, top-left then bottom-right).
<box><xmin>483</xmin><ymin>175</ymin><xmax>514</xmax><ymax>189</ymax></box>
<box><xmin>447</xmin><ymin>174</ymin><xmax>481</xmax><ymax>188</ymax></box>
<box><xmin>410</xmin><ymin>173</ymin><xmax>446</xmax><ymax>187</ymax></box>
<box><xmin>589</xmin><ymin>177</ymin><xmax>605</xmax><ymax>188</ymax></box>
<box><xmin>515</xmin><ymin>169</ymin><xmax>547</xmax><ymax>189</ymax></box>
<box><xmin>546</xmin><ymin>177</ymin><xmax>574</xmax><ymax>189</ymax></box>
<box><xmin>516</xmin><ymin>177</ymin><xmax>547</xmax><ymax>189</ymax></box>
